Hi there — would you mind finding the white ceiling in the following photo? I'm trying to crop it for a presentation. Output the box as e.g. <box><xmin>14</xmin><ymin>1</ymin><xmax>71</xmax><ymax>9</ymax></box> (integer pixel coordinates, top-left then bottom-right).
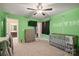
<box><xmin>0</xmin><ymin>3</ymin><xmax>79</xmax><ymax>19</ymax></box>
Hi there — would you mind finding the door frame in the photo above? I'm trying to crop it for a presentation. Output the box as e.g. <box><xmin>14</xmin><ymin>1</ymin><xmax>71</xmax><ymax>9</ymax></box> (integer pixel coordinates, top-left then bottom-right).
<box><xmin>37</xmin><ymin>22</ymin><xmax>42</xmax><ymax>38</ymax></box>
<box><xmin>6</xmin><ymin>17</ymin><xmax>19</xmax><ymax>39</ymax></box>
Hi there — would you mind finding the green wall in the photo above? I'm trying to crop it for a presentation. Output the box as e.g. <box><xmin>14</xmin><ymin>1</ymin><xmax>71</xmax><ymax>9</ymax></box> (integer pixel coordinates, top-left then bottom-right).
<box><xmin>6</xmin><ymin>13</ymin><xmax>29</xmax><ymax>42</ymax></box>
<box><xmin>27</xmin><ymin>16</ymin><xmax>51</xmax><ymax>22</ymax></box>
<box><xmin>50</xmin><ymin>7</ymin><xmax>79</xmax><ymax>47</ymax></box>
<box><xmin>0</xmin><ymin>11</ymin><xmax>29</xmax><ymax>42</ymax></box>
<box><xmin>5</xmin><ymin>13</ymin><xmax>50</xmax><ymax>42</ymax></box>
<box><xmin>1</xmin><ymin>6</ymin><xmax>79</xmax><ymax>45</ymax></box>
<box><xmin>0</xmin><ymin>11</ymin><xmax>50</xmax><ymax>42</ymax></box>
<box><xmin>0</xmin><ymin>11</ymin><xmax>6</xmax><ymax>37</ymax></box>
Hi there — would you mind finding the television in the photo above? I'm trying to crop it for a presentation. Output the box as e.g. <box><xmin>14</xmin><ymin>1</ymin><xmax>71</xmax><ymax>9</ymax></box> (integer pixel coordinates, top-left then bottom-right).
<box><xmin>28</xmin><ymin>21</ymin><xmax>37</xmax><ymax>27</ymax></box>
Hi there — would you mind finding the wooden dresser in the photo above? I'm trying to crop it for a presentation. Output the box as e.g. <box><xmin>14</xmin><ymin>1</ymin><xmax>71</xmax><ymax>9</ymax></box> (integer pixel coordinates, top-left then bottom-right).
<box><xmin>24</xmin><ymin>28</ymin><xmax>35</xmax><ymax>43</ymax></box>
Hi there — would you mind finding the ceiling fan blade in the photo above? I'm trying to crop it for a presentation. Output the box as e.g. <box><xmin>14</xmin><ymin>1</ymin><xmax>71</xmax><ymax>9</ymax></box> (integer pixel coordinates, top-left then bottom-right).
<box><xmin>27</xmin><ymin>8</ymin><xmax>35</xmax><ymax>10</ymax></box>
<box><xmin>33</xmin><ymin>12</ymin><xmax>37</xmax><ymax>15</ymax></box>
<box><xmin>42</xmin><ymin>12</ymin><xmax>45</xmax><ymax>16</ymax></box>
<box><xmin>43</xmin><ymin>8</ymin><xmax>52</xmax><ymax>11</ymax></box>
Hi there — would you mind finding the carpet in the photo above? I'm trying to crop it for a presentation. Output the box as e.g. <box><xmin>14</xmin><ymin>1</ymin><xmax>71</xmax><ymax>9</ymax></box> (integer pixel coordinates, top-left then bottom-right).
<box><xmin>13</xmin><ymin>40</ymin><xmax>70</xmax><ymax>56</ymax></box>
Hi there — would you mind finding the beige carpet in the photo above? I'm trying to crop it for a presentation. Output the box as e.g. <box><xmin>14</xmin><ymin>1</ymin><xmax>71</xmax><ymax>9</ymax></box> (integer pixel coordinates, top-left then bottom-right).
<box><xmin>13</xmin><ymin>40</ymin><xmax>70</xmax><ymax>56</ymax></box>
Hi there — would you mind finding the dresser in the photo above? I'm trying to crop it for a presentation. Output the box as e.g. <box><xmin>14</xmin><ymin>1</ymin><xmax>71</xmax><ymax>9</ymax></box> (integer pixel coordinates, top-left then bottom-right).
<box><xmin>24</xmin><ymin>28</ymin><xmax>35</xmax><ymax>43</ymax></box>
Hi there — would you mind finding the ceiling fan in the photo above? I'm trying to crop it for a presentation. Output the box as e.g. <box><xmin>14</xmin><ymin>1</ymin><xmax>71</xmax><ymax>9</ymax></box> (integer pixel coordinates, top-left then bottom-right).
<box><xmin>27</xmin><ymin>3</ymin><xmax>53</xmax><ymax>16</ymax></box>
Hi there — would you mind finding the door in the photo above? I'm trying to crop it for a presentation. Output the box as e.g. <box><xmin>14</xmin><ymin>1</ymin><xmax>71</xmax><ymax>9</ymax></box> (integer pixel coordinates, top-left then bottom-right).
<box><xmin>10</xmin><ymin>24</ymin><xmax>18</xmax><ymax>39</ymax></box>
<box><xmin>6</xmin><ymin>18</ymin><xmax>19</xmax><ymax>45</ymax></box>
<box><xmin>42</xmin><ymin>21</ymin><xmax>50</xmax><ymax>35</ymax></box>
<box><xmin>37</xmin><ymin>22</ymin><xmax>42</xmax><ymax>38</ymax></box>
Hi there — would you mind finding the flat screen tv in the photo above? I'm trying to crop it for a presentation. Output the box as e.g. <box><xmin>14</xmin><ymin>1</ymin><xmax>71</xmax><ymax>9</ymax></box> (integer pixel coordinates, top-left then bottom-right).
<box><xmin>28</xmin><ymin>21</ymin><xmax>37</xmax><ymax>27</ymax></box>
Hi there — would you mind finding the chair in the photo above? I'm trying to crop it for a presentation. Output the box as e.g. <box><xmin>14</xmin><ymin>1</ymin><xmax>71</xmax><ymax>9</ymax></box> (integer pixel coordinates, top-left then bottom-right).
<box><xmin>0</xmin><ymin>39</ymin><xmax>9</xmax><ymax>56</ymax></box>
<box><xmin>7</xmin><ymin>34</ymin><xmax>14</xmax><ymax>56</ymax></box>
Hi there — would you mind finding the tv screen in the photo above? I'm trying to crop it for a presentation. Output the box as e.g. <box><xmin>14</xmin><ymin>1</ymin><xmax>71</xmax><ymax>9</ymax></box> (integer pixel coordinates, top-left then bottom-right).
<box><xmin>28</xmin><ymin>21</ymin><xmax>37</xmax><ymax>27</ymax></box>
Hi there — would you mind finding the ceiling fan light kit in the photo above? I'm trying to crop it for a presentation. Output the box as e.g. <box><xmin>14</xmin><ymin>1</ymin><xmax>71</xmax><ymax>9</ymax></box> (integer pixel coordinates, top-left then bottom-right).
<box><xmin>27</xmin><ymin>3</ymin><xmax>53</xmax><ymax>16</ymax></box>
<box><xmin>37</xmin><ymin>10</ymin><xmax>42</xmax><ymax>13</ymax></box>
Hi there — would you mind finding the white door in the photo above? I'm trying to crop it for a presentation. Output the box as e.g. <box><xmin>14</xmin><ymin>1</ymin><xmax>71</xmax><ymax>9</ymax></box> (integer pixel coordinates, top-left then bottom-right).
<box><xmin>6</xmin><ymin>18</ymin><xmax>19</xmax><ymax>45</ymax></box>
<box><xmin>37</xmin><ymin>22</ymin><xmax>42</xmax><ymax>38</ymax></box>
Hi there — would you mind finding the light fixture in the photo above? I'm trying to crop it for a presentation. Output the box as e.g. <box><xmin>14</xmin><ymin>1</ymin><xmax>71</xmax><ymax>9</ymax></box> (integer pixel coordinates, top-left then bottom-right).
<box><xmin>27</xmin><ymin>3</ymin><xmax>53</xmax><ymax>16</ymax></box>
<box><xmin>36</xmin><ymin>10</ymin><xmax>42</xmax><ymax>14</ymax></box>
